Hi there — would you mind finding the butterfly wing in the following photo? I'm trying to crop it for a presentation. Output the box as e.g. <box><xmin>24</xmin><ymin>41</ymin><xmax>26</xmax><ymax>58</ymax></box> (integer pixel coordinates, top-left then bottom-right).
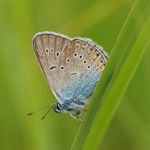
<box><xmin>58</xmin><ymin>37</ymin><xmax>108</xmax><ymax>103</ymax></box>
<box><xmin>32</xmin><ymin>32</ymin><xmax>108</xmax><ymax>104</ymax></box>
<box><xmin>33</xmin><ymin>32</ymin><xmax>73</xmax><ymax>103</ymax></box>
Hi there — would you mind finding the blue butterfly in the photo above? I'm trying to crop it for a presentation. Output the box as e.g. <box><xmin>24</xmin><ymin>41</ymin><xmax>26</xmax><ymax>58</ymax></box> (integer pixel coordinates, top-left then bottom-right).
<box><xmin>32</xmin><ymin>31</ymin><xmax>108</xmax><ymax>120</ymax></box>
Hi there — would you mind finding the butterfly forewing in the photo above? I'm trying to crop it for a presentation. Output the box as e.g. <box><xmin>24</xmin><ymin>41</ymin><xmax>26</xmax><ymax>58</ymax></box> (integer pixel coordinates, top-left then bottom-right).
<box><xmin>32</xmin><ymin>32</ymin><xmax>108</xmax><ymax>103</ymax></box>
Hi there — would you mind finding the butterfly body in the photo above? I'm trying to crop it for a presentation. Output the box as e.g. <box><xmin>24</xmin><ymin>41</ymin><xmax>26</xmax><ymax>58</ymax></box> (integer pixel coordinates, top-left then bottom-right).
<box><xmin>32</xmin><ymin>32</ymin><xmax>108</xmax><ymax>120</ymax></box>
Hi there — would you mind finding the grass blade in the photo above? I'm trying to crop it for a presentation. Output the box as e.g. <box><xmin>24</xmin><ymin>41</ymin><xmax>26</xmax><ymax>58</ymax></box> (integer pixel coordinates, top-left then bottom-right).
<box><xmin>71</xmin><ymin>0</ymin><xmax>150</xmax><ymax>149</ymax></box>
<box><xmin>59</xmin><ymin>0</ymin><xmax>127</xmax><ymax>35</ymax></box>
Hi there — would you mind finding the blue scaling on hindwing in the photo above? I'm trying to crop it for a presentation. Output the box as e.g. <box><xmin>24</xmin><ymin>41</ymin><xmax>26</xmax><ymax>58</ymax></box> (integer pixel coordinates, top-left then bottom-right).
<box><xmin>77</xmin><ymin>71</ymin><xmax>101</xmax><ymax>99</ymax></box>
<box><xmin>58</xmin><ymin>70</ymin><xmax>102</xmax><ymax>102</ymax></box>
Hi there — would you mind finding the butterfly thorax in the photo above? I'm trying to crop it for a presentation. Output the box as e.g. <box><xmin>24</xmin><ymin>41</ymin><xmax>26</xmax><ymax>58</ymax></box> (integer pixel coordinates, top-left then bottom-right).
<box><xmin>54</xmin><ymin>100</ymin><xmax>86</xmax><ymax>120</ymax></box>
<box><xmin>54</xmin><ymin>99</ymin><xmax>86</xmax><ymax>113</ymax></box>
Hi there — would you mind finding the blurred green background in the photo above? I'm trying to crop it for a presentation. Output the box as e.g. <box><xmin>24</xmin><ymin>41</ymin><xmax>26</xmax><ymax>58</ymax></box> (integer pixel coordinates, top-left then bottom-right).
<box><xmin>0</xmin><ymin>0</ymin><xmax>149</xmax><ymax>150</ymax></box>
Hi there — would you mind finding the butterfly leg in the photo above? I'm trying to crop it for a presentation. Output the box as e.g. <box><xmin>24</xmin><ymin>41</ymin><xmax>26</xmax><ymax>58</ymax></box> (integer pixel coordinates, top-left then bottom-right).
<box><xmin>69</xmin><ymin>111</ymin><xmax>83</xmax><ymax>122</ymax></box>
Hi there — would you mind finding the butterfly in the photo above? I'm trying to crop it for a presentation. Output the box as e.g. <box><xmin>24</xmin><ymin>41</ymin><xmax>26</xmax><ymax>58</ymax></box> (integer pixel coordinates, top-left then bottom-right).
<box><xmin>32</xmin><ymin>31</ymin><xmax>108</xmax><ymax>120</ymax></box>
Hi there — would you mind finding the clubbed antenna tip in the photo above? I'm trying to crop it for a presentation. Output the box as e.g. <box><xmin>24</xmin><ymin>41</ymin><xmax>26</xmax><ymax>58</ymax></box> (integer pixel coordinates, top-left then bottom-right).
<box><xmin>26</xmin><ymin>112</ymin><xmax>33</xmax><ymax>116</ymax></box>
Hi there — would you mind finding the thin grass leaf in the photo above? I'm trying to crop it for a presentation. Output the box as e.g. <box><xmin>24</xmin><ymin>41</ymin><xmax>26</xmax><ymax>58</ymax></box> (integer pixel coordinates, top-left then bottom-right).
<box><xmin>71</xmin><ymin>0</ymin><xmax>150</xmax><ymax>149</ymax></box>
<box><xmin>59</xmin><ymin>0</ymin><xmax>127</xmax><ymax>35</ymax></box>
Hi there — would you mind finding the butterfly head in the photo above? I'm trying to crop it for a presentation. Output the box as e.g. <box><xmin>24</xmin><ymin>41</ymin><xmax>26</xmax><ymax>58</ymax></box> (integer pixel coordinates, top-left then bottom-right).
<box><xmin>53</xmin><ymin>103</ymin><xmax>64</xmax><ymax>113</ymax></box>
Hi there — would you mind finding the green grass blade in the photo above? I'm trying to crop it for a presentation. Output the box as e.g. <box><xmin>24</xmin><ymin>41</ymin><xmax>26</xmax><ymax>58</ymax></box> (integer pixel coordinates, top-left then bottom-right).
<box><xmin>59</xmin><ymin>0</ymin><xmax>127</xmax><ymax>35</ymax></box>
<box><xmin>71</xmin><ymin>0</ymin><xmax>150</xmax><ymax>149</ymax></box>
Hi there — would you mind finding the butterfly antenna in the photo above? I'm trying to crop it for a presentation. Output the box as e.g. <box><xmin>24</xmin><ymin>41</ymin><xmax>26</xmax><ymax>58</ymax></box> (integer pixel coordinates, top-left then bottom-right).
<box><xmin>41</xmin><ymin>108</ymin><xmax>52</xmax><ymax>120</ymax></box>
<box><xmin>26</xmin><ymin>103</ymin><xmax>54</xmax><ymax>117</ymax></box>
